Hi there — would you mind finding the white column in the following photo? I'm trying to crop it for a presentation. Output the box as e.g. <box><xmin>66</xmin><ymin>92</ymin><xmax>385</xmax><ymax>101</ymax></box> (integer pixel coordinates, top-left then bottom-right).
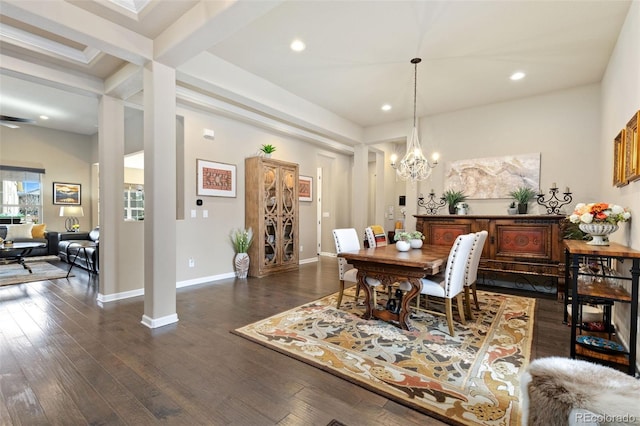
<box><xmin>141</xmin><ymin>61</ymin><xmax>178</xmax><ymax>328</ymax></box>
<box><xmin>97</xmin><ymin>95</ymin><xmax>124</xmax><ymax>300</ymax></box>
<box><xmin>352</xmin><ymin>144</ymin><xmax>368</xmax><ymax>234</ymax></box>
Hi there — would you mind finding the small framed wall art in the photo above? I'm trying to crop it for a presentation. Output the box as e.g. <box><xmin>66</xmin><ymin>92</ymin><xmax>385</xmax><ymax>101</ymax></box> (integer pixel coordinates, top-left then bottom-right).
<box><xmin>53</xmin><ymin>182</ymin><xmax>81</xmax><ymax>205</ymax></box>
<box><xmin>613</xmin><ymin>128</ymin><xmax>627</xmax><ymax>187</ymax></box>
<box><xmin>196</xmin><ymin>159</ymin><xmax>237</xmax><ymax>197</ymax></box>
<box><xmin>299</xmin><ymin>175</ymin><xmax>313</xmax><ymax>202</ymax></box>
<box><xmin>623</xmin><ymin>110</ymin><xmax>639</xmax><ymax>182</ymax></box>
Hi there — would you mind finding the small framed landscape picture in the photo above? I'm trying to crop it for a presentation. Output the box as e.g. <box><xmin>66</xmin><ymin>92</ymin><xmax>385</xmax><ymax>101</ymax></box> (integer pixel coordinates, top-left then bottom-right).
<box><xmin>197</xmin><ymin>159</ymin><xmax>237</xmax><ymax>197</ymax></box>
<box><xmin>53</xmin><ymin>182</ymin><xmax>81</xmax><ymax>205</ymax></box>
<box><xmin>624</xmin><ymin>110</ymin><xmax>640</xmax><ymax>182</ymax></box>
<box><xmin>613</xmin><ymin>128</ymin><xmax>627</xmax><ymax>187</ymax></box>
<box><xmin>299</xmin><ymin>175</ymin><xmax>312</xmax><ymax>202</ymax></box>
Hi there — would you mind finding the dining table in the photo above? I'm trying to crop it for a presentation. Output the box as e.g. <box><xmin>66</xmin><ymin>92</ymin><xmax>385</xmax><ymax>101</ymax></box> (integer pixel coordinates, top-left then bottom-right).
<box><xmin>338</xmin><ymin>244</ymin><xmax>451</xmax><ymax>330</ymax></box>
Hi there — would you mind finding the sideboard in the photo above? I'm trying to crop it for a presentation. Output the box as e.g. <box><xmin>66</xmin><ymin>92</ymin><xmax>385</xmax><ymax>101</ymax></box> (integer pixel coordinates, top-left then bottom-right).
<box><xmin>415</xmin><ymin>215</ymin><xmax>565</xmax><ymax>294</ymax></box>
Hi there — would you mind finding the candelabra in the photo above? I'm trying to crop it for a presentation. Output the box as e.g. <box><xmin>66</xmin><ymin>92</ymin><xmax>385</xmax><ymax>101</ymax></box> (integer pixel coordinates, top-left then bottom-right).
<box><xmin>536</xmin><ymin>184</ymin><xmax>572</xmax><ymax>215</ymax></box>
<box><xmin>418</xmin><ymin>191</ymin><xmax>446</xmax><ymax>215</ymax></box>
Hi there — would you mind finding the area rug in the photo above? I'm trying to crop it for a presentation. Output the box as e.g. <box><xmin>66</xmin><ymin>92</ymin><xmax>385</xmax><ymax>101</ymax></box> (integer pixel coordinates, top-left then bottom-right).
<box><xmin>233</xmin><ymin>288</ymin><xmax>535</xmax><ymax>425</ymax></box>
<box><xmin>0</xmin><ymin>262</ymin><xmax>71</xmax><ymax>286</ymax></box>
<box><xmin>25</xmin><ymin>255</ymin><xmax>61</xmax><ymax>262</ymax></box>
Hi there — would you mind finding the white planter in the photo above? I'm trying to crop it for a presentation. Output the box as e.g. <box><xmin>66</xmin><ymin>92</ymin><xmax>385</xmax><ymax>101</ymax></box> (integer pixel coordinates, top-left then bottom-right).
<box><xmin>234</xmin><ymin>252</ymin><xmax>250</xmax><ymax>278</ymax></box>
<box><xmin>409</xmin><ymin>239</ymin><xmax>423</xmax><ymax>249</ymax></box>
<box><xmin>578</xmin><ymin>223</ymin><xmax>619</xmax><ymax>246</ymax></box>
<box><xmin>395</xmin><ymin>241</ymin><xmax>410</xmax><ymax>252</ymax></box>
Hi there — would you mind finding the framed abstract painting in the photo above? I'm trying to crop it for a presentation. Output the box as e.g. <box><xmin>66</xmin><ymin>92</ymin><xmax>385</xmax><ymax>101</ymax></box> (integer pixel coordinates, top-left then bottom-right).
<box><xmin>196</xmin><ymin>159</ymin><xmax>236</xmax><ymax>197</ymax></box>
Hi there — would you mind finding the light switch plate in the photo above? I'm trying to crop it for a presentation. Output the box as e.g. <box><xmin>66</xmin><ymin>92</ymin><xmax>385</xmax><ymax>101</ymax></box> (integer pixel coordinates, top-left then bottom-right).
<box><xmin>191</xmin><ymin>209</ymin><xmax>196</xmax><ymax>218</ymax></box>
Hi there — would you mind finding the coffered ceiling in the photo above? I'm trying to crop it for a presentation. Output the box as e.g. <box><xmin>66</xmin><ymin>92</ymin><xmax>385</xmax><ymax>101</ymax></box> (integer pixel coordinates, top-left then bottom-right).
<box><xmin>0</xmin><ymin>0</ymin><xmax>633</xmax><ymax>140</ymax></box>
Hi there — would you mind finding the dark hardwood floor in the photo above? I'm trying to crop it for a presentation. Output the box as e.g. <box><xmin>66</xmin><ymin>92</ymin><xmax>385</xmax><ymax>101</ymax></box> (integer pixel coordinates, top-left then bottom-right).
<box><xmin>0</xmin><ymin>257</ymin><xmax>570</xmax><ymax>425</ymax></box>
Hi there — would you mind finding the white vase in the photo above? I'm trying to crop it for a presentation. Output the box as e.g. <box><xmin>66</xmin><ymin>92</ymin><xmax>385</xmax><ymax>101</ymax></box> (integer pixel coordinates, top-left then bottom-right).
<box><xmin>578</xmin><ymin>223</ymin><xmax>619</xmax><ymax>246</ymax></box>
<box><xmin>409</xmin><ymin>239</ymin><xmax>423</xmax><ymax>249</ymax></box>
<box><xmin>396</xmin><ymin>241</ymin><xmax>410</xmax><ymax>252</ymax></box>
<box><xmin>234</xmin><ymin>252</ymin><xmax>250</xmax><ymax>278</ymax></box>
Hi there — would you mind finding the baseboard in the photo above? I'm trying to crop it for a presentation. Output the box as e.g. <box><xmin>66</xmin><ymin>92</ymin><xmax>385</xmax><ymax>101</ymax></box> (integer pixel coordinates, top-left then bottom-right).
<box><xmin>141</xmin><ymin>313</ymin><xmax>179</xmax><ymax>329</ymax></box>
<box><xmin>299</xmin><ymin>256</ymin><xmax>318</xmax><ymax>265</ymax></box>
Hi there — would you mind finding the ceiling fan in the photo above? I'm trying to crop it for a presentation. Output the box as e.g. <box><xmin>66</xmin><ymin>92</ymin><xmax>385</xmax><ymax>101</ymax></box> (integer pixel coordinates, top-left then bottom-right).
<box><xmin>0</xmin><ymin>115</ymin><xmax>36</xmax><ymax>128</ymax></box>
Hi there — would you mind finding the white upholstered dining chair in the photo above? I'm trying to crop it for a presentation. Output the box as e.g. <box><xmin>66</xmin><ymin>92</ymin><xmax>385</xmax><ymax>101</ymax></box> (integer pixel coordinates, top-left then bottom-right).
<box><xmin>409</xmin><ymin>232</ymin><xmax>477</xmax><ymax>336</ymax></box>
<box><xmin>332</xmin><ymin>228</ymin><xmax>382</xmax><ymax>309</ymax></box>
<box><xmin>463</xmin><ymin>230</ymin><xmax>488</xmax><ymax>320</ymax></box>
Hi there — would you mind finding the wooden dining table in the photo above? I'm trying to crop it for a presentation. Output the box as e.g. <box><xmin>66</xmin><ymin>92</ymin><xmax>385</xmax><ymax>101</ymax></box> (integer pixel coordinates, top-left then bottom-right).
<box><xmin>338</xmin><ymin>244</ymin><xmax>451</xmax><ymax>330</ymax></box>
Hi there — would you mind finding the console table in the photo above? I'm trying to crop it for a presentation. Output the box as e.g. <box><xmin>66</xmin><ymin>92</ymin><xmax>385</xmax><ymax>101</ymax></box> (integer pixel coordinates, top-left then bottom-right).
<box><xmin>564</xmin><ymin>240</ymin><xmax>640</xmax><ymax>376</ymax></box>
<box><xmin>415</xmin><ymin>214</ymin><xmax>565</xmax><ymax>294</ymax></box>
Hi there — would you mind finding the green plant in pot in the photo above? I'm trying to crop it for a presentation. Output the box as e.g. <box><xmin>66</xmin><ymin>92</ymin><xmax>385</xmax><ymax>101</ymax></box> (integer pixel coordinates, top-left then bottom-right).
<box><xmin>442</xmin><ymin>189</ymin><xmax>468</xmax><ymax>214</ymax></box>
<box><xmin>230</xmin><ymin>227</ymin><xmax>254</xmax><ymax>278</ymax></box>
<box><xmin>260</xmin><ymin>144</ymin><xmax>276</xmax><ymax>157</ymax></box>
<box><xmin>508</xmin><ymin>186</ymin><xmax>538</xmax><ymax>214</ymax></box>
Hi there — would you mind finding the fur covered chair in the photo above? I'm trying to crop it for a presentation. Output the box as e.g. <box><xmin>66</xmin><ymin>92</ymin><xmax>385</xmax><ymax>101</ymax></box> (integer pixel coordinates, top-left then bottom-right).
<box><xmin>521</xmin><ymin>357</ymin><xmax>640</xmax><ymax>425</ymax></box>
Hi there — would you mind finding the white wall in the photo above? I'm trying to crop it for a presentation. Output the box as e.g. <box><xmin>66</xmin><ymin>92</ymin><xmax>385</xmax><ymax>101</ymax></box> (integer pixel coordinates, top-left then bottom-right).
<box><xmin>600</xmin><ymin>1</ymin><xmax>640</xmax><ymax>369</ymax></box>
<box><xmin>408</xmin><ymin>84</ymin><xmax>602</xmax><ymax>217</ymax></box>
<box><xmin>173</xmin><ymin>104</ymin><xmax>353</xmax><ymax>283</ymax></box>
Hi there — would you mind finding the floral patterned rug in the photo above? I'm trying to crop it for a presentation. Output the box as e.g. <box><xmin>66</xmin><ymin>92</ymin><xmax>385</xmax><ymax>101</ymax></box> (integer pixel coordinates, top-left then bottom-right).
<box><xmin>233</xmin><ymin>288</ymin><xmax>535</xmax><ymax>425</ymax></box>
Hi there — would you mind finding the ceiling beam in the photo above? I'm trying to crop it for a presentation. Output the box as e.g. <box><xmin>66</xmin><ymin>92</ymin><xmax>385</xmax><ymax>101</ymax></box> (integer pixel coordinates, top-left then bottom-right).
<box><xmin>1</xmin><ymin>0</ymin><xmax>152</xmax><ymax>65</ymax></box>
<box><xmin>154</xmin><ymin>0</ymin><xmax>283</xmax><ymax>68</ymax></box>
<box><xmin>105</xmin><ymin>63</ymin><xmax>143</xmax><ymax>100</ymax></box>
<box><xmin>0</xmin><ymin>53</ymin><xmax>103</xmax><ymax>97</ymax></box>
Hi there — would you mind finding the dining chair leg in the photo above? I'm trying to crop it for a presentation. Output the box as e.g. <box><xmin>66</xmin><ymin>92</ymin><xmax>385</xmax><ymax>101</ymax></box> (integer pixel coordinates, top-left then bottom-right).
<box><xmin>445</xmin><ymin>298</ymin><xmax>455</xmax><ymax>336</ymax></box>
<box><xmin>472</xmin><ymin>282</ymin><xmax>480</xmax><ymax>310</ymax></box>
<box><xmin>463</xmin><ymin>286</ymin><xmax>474</xmax><ymax>320</ymax></box>
<box><xmin>456</xmin><ymin>294</ymin><xmax>467</xmax><ymax>325</ymax></box>
<box><xmin>337</xmin><ymin>279</ymin><xmax>346</xmax><ymax>308</ymax></box>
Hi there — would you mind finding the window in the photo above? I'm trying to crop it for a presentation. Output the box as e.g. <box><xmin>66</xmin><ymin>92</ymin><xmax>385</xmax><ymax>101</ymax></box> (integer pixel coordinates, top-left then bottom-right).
<box><xmin>0</xmin><ymin>166</ymin><xmax>44</xmax><ymax>223</ymax></box>
<box><xmin>124</xmin><ymin>183</ymin><xmax>144</xmax><ymax>221</ymax></box>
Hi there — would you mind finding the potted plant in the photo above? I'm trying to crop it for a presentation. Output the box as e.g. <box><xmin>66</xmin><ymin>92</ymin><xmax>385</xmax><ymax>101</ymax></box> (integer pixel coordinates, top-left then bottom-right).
<box><xmin>442</xmin><ymin>189</ymin><xmax>467</xmax><ymax>214</ymax></box>
<box><xmin>393</xmin><ymin>231</ymin><xmax>412</xmax><ymax>251</ymax></box>
<box><xmin>509</xmin><ymin>186</ymin><xmax>538</xmax><ymax>214</ymax></box>
<box><xmin>230</xmin><ymin>227</ymin><xmax>253</xmax><ymax>278</ymax></box>
<box><xmin>260</xmin><ymin>144</ymin><xmax>276</xmax><ymax>158</ymax></box>
<box><xmin>409</xmin><ymin>231</ymin><xmax>424</xmax><ymax>249</ymax></box>
<box><xmin>507</xmin><ymin>201</ymin><xmax>518</xmax><ymax>215</ymax></box>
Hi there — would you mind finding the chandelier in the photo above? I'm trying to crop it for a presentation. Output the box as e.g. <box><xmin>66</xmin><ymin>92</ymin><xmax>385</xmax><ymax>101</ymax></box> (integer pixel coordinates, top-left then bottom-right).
<box><xmin>395</xmin><ymin>58</ymin><xmax>439</xmax><ymax>183</ymax></box>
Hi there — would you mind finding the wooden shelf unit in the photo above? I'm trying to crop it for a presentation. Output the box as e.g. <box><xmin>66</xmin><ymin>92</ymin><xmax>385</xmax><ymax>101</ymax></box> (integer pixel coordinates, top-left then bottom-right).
<box><xmin>564</xmin><ymin>240</ymin><xmax>640</xmax><ymax>376</ymax></box>
<box><xmin>245</xmin><ymin>157</ymin><xmax>299</xmax><ymax>278</ymax></box>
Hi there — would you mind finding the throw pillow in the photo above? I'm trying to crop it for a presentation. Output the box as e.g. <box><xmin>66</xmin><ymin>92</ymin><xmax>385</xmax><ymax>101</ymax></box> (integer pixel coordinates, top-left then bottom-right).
<box><xmin>6</xmin><ymin>223</ymin><xmax>34</xmax><ymax>240</ymax></box>
<box><xmin>32</xmin><ymin>223</ymin><xmax>47</xmax><ymax>238</ymax></box>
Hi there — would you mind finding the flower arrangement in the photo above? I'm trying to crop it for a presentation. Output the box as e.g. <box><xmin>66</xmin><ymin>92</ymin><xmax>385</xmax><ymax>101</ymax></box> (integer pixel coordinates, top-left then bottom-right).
<box><xmin>569</xmin><ymin>203</ymin><xmax>631</xmax><ymax>225</ymax></box>
<box><xmin>410</xmin><ymin>231</ymin><xmax>425</xmax><ymax>240</ymax></box>
<box><xmin>71</xmin><ymin>224</ymin><xmax>80</xmax><ymax>231</ymax></box>
<box><xmin>230</xmin><ymin>227</ymin><xmax>254</xmax><ymax>253</ymax></box>
<box><xmin>393</xmin><ymin>231</ymin><xmax>412</xmax><ymax>242</ymax></box>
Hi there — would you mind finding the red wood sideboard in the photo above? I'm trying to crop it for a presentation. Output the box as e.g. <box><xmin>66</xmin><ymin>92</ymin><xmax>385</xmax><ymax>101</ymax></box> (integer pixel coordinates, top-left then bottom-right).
<box><xmin>415</xmin><ymin>214</ymin><xmax>565</xmax><ymax>294</ymax></box>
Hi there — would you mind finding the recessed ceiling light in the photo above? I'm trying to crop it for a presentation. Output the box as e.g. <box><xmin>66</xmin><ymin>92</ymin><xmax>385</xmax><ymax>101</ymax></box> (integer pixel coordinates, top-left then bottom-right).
<box><xmin>510</xmin><ymin>71</ymin><xmax>526</xmax><ymax>81</ymax></box>
<box><xmin>290</xmin><ymin>39</ymin><xmax>306</xmax><ymax>52</ymax></box>
<box><xmin>381</xmin><ymin>104</ymin><xmax>392</xmax><ymax>111</ymax></box>
<box><xmin>40</xmin><ymin>115</ymin><xmax>49</xmax><ymax>120</ymax></box>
